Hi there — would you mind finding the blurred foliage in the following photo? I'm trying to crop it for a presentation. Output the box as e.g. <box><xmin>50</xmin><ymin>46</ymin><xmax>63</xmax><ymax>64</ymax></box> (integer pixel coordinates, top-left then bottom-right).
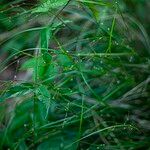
<box><xmin>0</xmin><ymin>0</ymin><xmax>150</xmax><ymax>150</ymax></box>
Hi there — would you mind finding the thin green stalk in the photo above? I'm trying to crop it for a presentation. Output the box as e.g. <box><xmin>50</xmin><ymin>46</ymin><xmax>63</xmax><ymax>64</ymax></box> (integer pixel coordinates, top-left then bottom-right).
<box><xmin>106</xmin><ymin>16</ymin><xmax>116</xmax><ymax>53</ymax></box>
<box><xmin>33</xmin><ymin>49</ymin><xmax>40</xmax><ymax>147</ymax></box>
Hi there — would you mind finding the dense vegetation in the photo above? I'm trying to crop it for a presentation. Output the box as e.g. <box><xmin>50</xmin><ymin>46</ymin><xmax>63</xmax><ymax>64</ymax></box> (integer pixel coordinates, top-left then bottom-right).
<box><xmin>0</xmin><ymin>0</ymin><xmax>150</xmax><ymax>149</ymax></box>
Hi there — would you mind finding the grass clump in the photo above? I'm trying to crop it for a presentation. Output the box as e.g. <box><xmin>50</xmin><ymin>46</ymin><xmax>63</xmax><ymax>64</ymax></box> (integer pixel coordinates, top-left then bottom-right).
<box><xmin>0</xmin><ymin>0</ymin><xmax>150</xmax><ymax>149</ymax></box>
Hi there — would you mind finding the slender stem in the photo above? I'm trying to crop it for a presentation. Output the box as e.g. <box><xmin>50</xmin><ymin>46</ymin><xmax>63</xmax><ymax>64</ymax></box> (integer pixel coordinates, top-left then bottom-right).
<box><xmin>33</xmin><ymin>48</ymin><xmax>39</xmax><ymax>147</ymax></box>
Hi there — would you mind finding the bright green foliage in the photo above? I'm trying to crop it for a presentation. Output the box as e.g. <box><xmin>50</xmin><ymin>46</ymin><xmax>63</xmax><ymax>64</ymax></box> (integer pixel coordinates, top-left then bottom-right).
<box><xmin>0</xmin><ymin>0</ymin><xmax>150</xmax><ymax>149</ymax></box>
<box><xmin>36</xmin><ymin>85</ymin><xmax>52</xmax><ymax>118</ymax></box>
<box><xmin>33</xmin><ymin>0</ymin><xmax>68</xmax><ymax>13</ymax></box>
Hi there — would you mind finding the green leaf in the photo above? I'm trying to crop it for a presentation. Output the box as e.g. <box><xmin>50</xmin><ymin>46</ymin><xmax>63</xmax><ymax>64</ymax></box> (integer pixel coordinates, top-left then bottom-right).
<box><xmin>21</xmin><ymin>56</ymin><xmax>46</xmax><ymax>80</ymax></box>
<box><xmin>21</xmin><ymin>57</ymin><xmax>45</xmax><ymax>70</ymax></box>
<box><xmin>57</xmin><ymin>53</ymin><xmax>73</xmax><ymax>67</ymax></box>
<box><xmin>41</xmin><ymin>27</ymin><xmax>51</xmax><ymax>52</ymax></box>
<box><xmin>36</xmin><ymin>85</ymin><xmax>52</xmax><ymax>118</ymax></box>
<box><xmin>32</xmin><ymin>0</ymin><xmax>68</xmax><ymax>13</ymax></box>
<box><xmin>0</xmin><ymin>83</ymin><xmax>33</xmax><ymax>102</ymax></box>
